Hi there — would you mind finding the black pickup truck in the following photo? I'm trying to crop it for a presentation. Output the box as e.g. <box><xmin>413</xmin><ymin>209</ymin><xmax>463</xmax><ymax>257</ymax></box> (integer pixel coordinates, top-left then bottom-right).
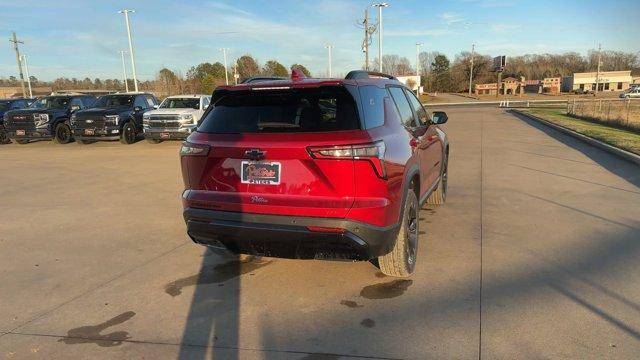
<box><xmin>3</xmin><ymin>95</ymin><xmax>96</xmax><ymax>144</ymax></box>
<box><xmin>0</xmin><ymin>98</ymin><xmax>35</xmax><ymax>144</ymax></box>
<box><xmin>72</xmin><ymin>93</ymin><xmax>158</xmax><ymax>144</ymax></box>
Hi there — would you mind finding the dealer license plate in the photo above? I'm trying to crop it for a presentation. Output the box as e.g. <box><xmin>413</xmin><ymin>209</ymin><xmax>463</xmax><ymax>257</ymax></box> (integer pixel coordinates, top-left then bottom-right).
<box><xmin>241</xmin><ymin>161</ymin><xmax>281</xmax><ymax>185</ymax></box>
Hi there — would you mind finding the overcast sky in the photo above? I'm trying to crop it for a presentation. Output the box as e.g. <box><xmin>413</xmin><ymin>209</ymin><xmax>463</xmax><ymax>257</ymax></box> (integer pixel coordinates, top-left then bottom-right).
<box><xmin>1</xmin><ymin>0</ymin><xmax>638</xmax><ymax>81</ymax></box>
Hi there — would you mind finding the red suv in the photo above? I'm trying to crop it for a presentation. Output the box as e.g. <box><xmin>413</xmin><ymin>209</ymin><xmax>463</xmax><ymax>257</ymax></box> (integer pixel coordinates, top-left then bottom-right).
<box><xmin>180</xmin><ymin>70</ymin><xmax>449</xmax><ymax>277</ymax></box>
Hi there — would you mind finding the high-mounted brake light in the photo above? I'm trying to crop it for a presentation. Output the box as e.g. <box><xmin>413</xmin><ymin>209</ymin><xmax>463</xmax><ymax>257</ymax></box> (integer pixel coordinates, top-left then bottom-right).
<box><xmin>307</xmin><ymin>141</ymin><xmax>387</xmax><ymax>178</ymax></box>
<box><xmin>291</xmin><ymin>68</ymin><xmax>306</xmax><ymax>81</ymax></box>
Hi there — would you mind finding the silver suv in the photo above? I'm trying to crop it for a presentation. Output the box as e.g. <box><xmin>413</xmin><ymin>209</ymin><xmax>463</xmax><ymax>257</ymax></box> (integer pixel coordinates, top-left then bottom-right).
<box><xmin>620</xmin><ymin>86</ymin><xmax>640</xmax><ymax>99</ymax></box>
<box><xmin>143</xmin><ymin>94</ymin><xmax>211</xmax><ymax>142</ymax></box>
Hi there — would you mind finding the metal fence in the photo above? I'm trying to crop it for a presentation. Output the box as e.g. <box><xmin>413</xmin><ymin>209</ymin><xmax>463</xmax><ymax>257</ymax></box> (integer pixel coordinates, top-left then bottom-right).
<box><xmin>567</xmin><ymin>98</ymin><xmax>640</xmax><ymax>131</ymax></box>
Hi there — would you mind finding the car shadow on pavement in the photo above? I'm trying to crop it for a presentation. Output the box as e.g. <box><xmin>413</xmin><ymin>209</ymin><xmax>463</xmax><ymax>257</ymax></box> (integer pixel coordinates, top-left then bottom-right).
<box><xmin>509</xmin><ymin>110</ymin><xmax>640</xmax><ymax>189</ymax></box>
<box><xmin>175</xmin><ymin>250</ymin><xmax>243</xmax><ymax>360</ymax></box>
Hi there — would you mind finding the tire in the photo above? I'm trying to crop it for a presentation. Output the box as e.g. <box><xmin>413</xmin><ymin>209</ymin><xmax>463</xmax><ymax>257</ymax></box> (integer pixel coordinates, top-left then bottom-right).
<box><xmin>378</xmin><ymin>190</ymin><xmax>419</xmax><ymax>277</ymax></box>
<box><xmin>426</xmin><ymin>157</ymin><xmax>448</xmax><ymax>206</ymax></box>
<box><xmin>16</xmin><ymin>139</ymin><xmax>30</xmax><ymax>144</ymax></box>
<box><xmin>0</xmin><ymin>130</ymin><xmax>10</xmax><ymax>144</ymax></box>
<box><xmin>120</xmin><ymin>122</ymin><xmax>137</xmax><ymax>144</ymax></box>
<box><xmin>54</xmin><ymin>122</ymin><xmax>72</xmax><ymax>144</ymax></box>
<box><xmin>146</xmin><ymin>138</ymin><xmax>162</xmax><ymax>144</ymax></box>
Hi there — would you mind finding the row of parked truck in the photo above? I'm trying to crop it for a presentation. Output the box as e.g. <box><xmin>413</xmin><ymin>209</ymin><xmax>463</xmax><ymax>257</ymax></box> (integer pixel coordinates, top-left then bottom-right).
<box><xmin>0</xmin><ymin>93</ymin><xmax>211</xmax><ymax>145</ymax></box>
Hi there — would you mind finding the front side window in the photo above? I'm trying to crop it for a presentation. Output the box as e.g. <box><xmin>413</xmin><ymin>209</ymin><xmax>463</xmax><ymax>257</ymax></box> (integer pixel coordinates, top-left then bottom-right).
<box><xmin>388</xmin><ymin>87</ymin><xmax>416</xmax><ymax>128</ymax></box>
<box><xmin>199</xmin><ymin>86</ymin><xmax>359</xmax><ymax>133</ymax></box>
<box><xmin>404</xmin><ymin>89</ymin><xmax>429</xmax><ymax>125</ymax></box>
<box><xmin>146</xmin><ymin>96</ymin><xmax>157</xmax><ymax>107</ymax></box>
<box><xmin>134</xmin><ymin>96</ymin><xmax>147</xmax><ymax>109</ymax></box>
<box><xmin>202</xmin><ymin>97</ymin><xmax>210</xmax><ymax>108</ymax></box>
<box><xmin>160</xmin><ymin>98</ymin><xmax>200</xmax><ymax>109</ymax></box>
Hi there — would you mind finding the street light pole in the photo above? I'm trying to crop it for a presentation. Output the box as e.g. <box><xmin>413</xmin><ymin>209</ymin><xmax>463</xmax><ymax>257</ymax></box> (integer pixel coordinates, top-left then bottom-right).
<box><xmin>119</xmin><ymin>9</ymin><xmax>139</xmax><ymax>92</ymax></box>
<box><xmin>595</xmin><ymin>43</ymin><xmax>602</xmax><ymax>96</ymax></box>
<box><xmin>21</xmin><ymin>55</ymin><xmax>33</xmax><ymax>98</ymax></box>
<box><xmin>325</xmin><ymin>44</ymin><xmax>333</xmax><ymax>77</ymax></box>
<box><xmin>372</xmin><ymin>3</ymin><xmax>389</xmax><ymax>73</ymax></box>
<box><xmin>468</xmin><ymin>44</ymin><xmax>475</xmax><ymax>96</ymax></box>
<box><xmin>415</xmin><ymin>43</ymin><xmax>422</xmax><ymax>77</ymax></box>
<box><xmin>119</xmin><ymin>50</ymin><xmax>129</xmax><ymax>92</ymax></box>
<box><xmin>220</xmin><ymin>48</ymin><xmax>229</xmax><ymax>85</ymax></box>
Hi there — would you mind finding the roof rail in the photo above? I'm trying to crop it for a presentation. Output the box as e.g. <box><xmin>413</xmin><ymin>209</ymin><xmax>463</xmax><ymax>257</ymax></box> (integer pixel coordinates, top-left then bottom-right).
<box><xmin>241</xmin><ymin>76</ymin><xmax>287</xmax><ymax>84</ymax></box>
<box><xmin>345</xmin><ymin>70</ymin><xmax>396</xmax><ymax>80</ymax></box>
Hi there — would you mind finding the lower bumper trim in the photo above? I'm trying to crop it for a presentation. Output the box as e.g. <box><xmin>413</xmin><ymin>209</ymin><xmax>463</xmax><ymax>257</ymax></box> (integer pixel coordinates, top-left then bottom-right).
<box><xmin>184</xmin><ymin>208</ymin><xmax>398</xmax><ymax>260</ymax></box>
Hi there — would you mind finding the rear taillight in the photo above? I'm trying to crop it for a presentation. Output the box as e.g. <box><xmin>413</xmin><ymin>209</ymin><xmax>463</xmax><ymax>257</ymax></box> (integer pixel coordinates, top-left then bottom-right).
<box><xmin>180</xmin><ymin>142</ymin><xmax>210</xmax><ymax>157</ymax></box>
<box><xmin>307</xmin><ymin>141</ymin><xmax>386</xmax><ymax>178</ymax></box>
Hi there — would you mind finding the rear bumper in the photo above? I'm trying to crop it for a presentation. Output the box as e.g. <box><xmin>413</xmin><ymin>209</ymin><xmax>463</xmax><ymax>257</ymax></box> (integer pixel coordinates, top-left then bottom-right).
<box><xmin>183</xmin><ymin>207</ymin><xmax>398</xmax><ymax>260</ymax></box>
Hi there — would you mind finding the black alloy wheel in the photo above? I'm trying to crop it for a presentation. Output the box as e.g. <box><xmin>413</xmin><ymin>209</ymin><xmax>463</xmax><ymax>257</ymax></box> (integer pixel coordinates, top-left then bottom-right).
<box><xmin>120</xmin><ymin>122</ymin><xmax>137</xmax><ymax>144</ymax></box>
<box><xmin>54</xmin><ymin>123</ymin><xmax>72</xmax><ymax>144</ymax></box>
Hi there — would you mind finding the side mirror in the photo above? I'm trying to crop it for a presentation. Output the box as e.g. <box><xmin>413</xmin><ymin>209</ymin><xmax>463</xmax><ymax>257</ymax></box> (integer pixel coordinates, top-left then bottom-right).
<box><xmin>70</xmin><ymin>105</ymin><xmax>81</xmax><ymax>112</ymax></box>
<box><xmin>134</xmin><ymin>106</ymin><xmax>143</xmax><ymax>112</ymax></box>
<box><xmin>153</xmin><ymin>105</ymin><xmax>159</xmax><ymax>109</ymax></box>
<box><xmin>431</xmin><ymin>111</ymin><xmax>448</xmax><ymax>125</ymax></box>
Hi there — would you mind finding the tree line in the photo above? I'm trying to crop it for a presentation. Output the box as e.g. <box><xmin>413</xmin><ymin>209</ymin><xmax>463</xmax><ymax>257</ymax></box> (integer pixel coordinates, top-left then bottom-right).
<box><xmin>1</xmin><ymin>50</ymin><xmax>638</xmax><ymax>95</ymax></box>
<box><xmin>0</xmin><ymin>54</ymin><xmax>312</xmax><ymax>96</ymax></box>
<box><xmin>375</xmin><ymin>49</ymin><xmax>639</xmax><ymax>92</ymax></box>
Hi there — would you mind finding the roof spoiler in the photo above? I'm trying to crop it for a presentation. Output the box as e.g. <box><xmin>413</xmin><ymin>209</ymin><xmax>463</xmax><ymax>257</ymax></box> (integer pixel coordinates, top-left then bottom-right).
<box><xmin>345</xmin><ymin>70</ymin><xmax>396</xmax><ymax>80</ymax></box>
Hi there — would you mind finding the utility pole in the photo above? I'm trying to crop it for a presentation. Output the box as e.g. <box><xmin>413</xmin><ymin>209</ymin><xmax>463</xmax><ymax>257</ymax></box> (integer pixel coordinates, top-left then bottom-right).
<box><xmin>21</xmin><ymin>55</ymin><xmax>33</xmax><ymax>98</ymax></box>
<box><xmin>9</xmin><ymin>32</ymin><xmax>27</xmax><ymax>98</ymax></box>
<box><xmin>119</xmin><ymin>50</ymin><xmax>129</xmax><ymax>92</ymax></box>
<box><xmin>416</xmin><ymin>43</ymin><xmax>422</xmax><ymax>77</ymax></box>
<box><xmin>119</xmin><ymin>9</ymin><xmax>139</xmax><ymax>92</ymax></box>
<box><xmin>468</xmin><ymin>44</ymin><xmax>475</xmax><ymax>96</ymax></box>
<box><xmin>372</xmin><ymin>3</ymin><xmax>389</xmax><ymax>73</ymax></box>
<box><xmin>363</xmin><ymin>8</ymin><xmax>369</xmax><ymax>71</ymax></box>
<box><xmin>595</xmin><ymin>43</ymin><xmax>602</xmax><ymax>96</ymax></box>
<box><xmin>220</xmin><ymin>48</ymin><xmax>229</xmax><ymax>85</ymax></box>
<box><xmin>325</xmin><ymin>44</ymin><xmax>333</xmax><ymax>77</ymax></box>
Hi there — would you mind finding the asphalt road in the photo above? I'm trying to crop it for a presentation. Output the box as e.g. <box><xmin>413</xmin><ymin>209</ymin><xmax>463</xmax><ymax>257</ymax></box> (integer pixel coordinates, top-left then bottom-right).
<box><xmin>1</xmin><ymin>107</ymin><xmax>639</xmax><ymax>359</ymax></box>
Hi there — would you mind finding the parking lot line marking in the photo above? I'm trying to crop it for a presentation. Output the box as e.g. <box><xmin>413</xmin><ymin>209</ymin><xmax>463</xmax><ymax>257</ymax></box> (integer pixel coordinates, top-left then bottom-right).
<box><xmin>509</xmin><ymin>163</ymin><xmax>640</xmax><ymax>195</ymax></box>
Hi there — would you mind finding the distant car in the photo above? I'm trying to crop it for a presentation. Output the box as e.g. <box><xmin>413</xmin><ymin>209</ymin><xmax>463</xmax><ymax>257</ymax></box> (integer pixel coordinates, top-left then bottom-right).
<box><xmin>620</xmin><ymin>87</ymin><xmax>640</xmax><ymax>99</ymax></box>
<box><xmin>3</xmin><ymin>95</ymin><xmax>96</xmax><ymax>144</ymax></box>
<box><xmin>71</xmin><ymin>93</ymin><xmax>159</xmax><ymax>144</ymax></box>
<box><xmin>0</xmin><ymin>98</ymin><xmax>35</xmax><ymax>144</ymax></box>
<box><xmin>142</xmin><ymin>94</ymin><xmax>211</xmax><ymax>143</ymax></box>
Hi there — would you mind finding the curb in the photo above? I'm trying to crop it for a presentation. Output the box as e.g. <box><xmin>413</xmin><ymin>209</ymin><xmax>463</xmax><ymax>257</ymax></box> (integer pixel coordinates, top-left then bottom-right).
<box><xmin>510</xmin><ymin>109</ymin><xmax>640</xmax><ymax>167</ymax></box>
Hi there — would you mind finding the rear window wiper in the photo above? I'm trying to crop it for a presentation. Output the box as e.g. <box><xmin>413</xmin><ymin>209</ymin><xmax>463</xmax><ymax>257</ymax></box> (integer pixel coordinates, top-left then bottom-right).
<box><xmin>258</xmin><ymin>122</ymin><xmax>300</xmax><ymax>129</ymax></box>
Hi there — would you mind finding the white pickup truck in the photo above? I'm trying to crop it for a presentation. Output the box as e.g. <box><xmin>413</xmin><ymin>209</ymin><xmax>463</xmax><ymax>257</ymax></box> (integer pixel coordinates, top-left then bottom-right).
<box><xmin>143</xmin><ymin>94</ymin><xmax>211</xmax><ymax>142</ymax></box>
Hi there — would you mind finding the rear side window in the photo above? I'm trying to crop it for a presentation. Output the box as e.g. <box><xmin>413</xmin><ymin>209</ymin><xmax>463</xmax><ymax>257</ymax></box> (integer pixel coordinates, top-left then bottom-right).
<box><xmin>358</xmin><ymin>86</ymin><xmax>388</xmax><ymax>129</ymax></box>
<box><xmin>199</xmin><ymin>86</ymin><xmax>359</xmax><ymax>133</ymax></box>
<box><xmin>388</xmin><ymin>87</ymin><xmax>416</xmax><ymax>127</ymax></box>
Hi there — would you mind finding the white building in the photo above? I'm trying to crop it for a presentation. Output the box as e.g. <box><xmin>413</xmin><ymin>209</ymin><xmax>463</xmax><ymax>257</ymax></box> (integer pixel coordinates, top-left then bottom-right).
<box><xmin>568</xmin><ymin>70</ymin><xmax>633</xmax><ymax>92</ymax></box>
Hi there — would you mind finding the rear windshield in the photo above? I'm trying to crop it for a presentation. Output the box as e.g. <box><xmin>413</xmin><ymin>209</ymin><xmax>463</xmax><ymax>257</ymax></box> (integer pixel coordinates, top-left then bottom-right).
<box><xmin>198</xmin><ymin>86</ymin><xmax>360</xmax><ymax>133</ymax></box>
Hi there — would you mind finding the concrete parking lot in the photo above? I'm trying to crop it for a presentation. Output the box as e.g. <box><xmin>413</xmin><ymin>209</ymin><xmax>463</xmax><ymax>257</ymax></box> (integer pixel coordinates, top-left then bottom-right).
<box><xmin>1</xmin><ymin>107</ymin><xmax>639</xmax><ymax>359</ymax></box>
